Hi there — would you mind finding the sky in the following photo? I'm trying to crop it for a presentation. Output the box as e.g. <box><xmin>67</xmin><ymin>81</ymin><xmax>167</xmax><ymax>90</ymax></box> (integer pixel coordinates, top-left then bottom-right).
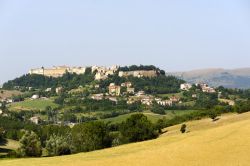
<box><xmin>0</xmin><ymin>0</ymin><xmax>250</xmax><ymax>84</ymax></box>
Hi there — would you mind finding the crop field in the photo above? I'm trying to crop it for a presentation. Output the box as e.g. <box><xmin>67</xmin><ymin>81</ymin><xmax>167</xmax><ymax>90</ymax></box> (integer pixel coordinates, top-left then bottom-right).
<box><xmin>2</xmin><ymin>112</ymin><xmax>250</xmax><ymax>166</ymax></box>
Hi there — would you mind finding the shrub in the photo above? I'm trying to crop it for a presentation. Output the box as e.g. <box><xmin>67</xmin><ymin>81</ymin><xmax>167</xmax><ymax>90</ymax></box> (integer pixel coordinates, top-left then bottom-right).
<box><xmin>180</xmin><ymin>124</ymin><xmax>187</xmax><ymax>133</ymax></box>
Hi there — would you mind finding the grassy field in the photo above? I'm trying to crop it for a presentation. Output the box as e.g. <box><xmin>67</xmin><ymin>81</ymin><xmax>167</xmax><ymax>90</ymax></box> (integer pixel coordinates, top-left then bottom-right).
<box><xmin>102</xmin><ymin>110</ymin><xmax>198</xmax><ymax>124</ymax></box>
<box><xmin>8</xmin><ymin>99</ymin><xmax>59</xmax><ymax>111</ymax></box>
<box><xmin>0</xmin><ymin>90</ymin><xmax>22</xmax><ymax>99</ymax></box>
<box><xmin>0</xmin><ymin>139</ymin><xmax>19</xmax><ymax>157</ymax></box>
<box><xmin>102</xmin><ymin>112</ymin><xmax>164</xmax><ymax>123</ymax></box>
<box><xmin>1</xmin><ymin>112</ymin><xmax>250</xmax><ymax>166</ymax></box>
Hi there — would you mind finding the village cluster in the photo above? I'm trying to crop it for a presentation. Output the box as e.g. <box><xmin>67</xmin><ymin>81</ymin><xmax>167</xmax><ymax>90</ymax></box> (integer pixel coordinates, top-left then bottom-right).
<box><xmin>0</xmin><ymin>65</ymin><xmax>220</xmax><ymax>124</ymax></box>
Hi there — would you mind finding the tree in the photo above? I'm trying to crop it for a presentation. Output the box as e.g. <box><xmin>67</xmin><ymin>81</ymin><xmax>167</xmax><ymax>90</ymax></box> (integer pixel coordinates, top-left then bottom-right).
<box><xmin>209</xmin><ymin>110</ymin><xmax>219</xmax><ymax>121</ymax></box>
<box><xmin>45</xmin><ymin>134</ymin><xmax>72</xmax><ymax>156</ymax></box>
<box><xmin>18</xmin><ymin>131</ymin><xmax>42</xmax><ymax>157</ymax></box>
<box><xmin>180</xmin><ymin>124</ymin><xmax>187</xmax><ymax>133</ymax></box>
<box><xmin>119</xmin><ymin>114</ymin><xmax>158</xmax><ymax>143</ymax></box>
<box><xmin>151</xmin><ymin>103</ymin><xmax>166</xmax><ymax>115</ymax></box>
<box><xmin>72</xmin><ymin>121</ymin><xmax>112</xmax><ymax>152</ymax></box>
<box><xmin>0</xmin><ymin>127</ymin><xmax>4</xmax><ymax>140</ymax></box>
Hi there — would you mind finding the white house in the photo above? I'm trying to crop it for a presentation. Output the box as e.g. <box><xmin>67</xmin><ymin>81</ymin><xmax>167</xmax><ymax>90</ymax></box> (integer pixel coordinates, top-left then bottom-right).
<box><xmin>31</xmin><ymin>94</ymin><xmax>39</xmax><ymax>100</ymax></box>
<box><xmin>180</xmin><ymin>83</ymin><xmax>192</xmax><ymax>91</ymax></box>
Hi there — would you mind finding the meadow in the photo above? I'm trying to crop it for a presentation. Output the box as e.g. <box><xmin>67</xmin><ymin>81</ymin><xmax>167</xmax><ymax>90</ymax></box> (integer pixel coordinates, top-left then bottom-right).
<box><xmin>8</xmin><ymin>99</ymin><xmax>58</xmax><ymax>111</ymax></box>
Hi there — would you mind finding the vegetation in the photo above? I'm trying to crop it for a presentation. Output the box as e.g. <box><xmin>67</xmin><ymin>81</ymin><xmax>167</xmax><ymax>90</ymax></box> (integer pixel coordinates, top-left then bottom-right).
<box><xmin>71</xmin><ymin>121</ymin><xmax>112</xmax><ymax>152</ymax></box>
<box><xmin>45</xmin><ymin>134</ymin><xmax>72</xmax><ymax>156</ymax></box>
<box><xmin>17</xmin><ymin>131</ymin><xmax>42</xmax><ymax>157</ymax></box>
<box><xmin>180</xmin><ymin>124</ymin><xmax>187</xmax><ymax>133</ymax></box>
<box><xmin>119</xmin><ymin>114</ymin><xmax>158</xmax><ymax>143</ymax></box>
<box><xmin>1</xmin><ymin>113</ymin><xmax>250</xmax><ymax>166</ymax></box>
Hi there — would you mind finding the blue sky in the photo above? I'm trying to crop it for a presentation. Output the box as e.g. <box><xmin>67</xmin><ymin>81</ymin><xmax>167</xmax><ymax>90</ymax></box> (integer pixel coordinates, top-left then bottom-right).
<box><xmin>0</xmin><ymin>0</ymin><xmax>250</xmax><ymax>84</ymax></box>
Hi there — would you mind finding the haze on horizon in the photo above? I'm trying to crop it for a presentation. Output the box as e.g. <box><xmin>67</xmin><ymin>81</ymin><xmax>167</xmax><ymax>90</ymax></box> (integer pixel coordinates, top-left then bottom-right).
<box><xmin>0</xmin><ymin>0</ymin><xmax>250</xmax><ymax>84</ymax></box>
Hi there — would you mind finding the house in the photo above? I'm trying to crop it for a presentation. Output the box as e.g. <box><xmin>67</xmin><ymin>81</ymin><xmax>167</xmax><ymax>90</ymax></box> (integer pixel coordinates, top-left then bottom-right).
<box><xmin>180</xmin><ymin>83</ymin><xmax>192</xmax><ymax>91</ymax></box>
<box><xmin>118</xmin><ymin>70</ymin><xmax>157</xmax><ymax>78</ymax></box>
<box><xmin>31</xmin><ymin>94</ymin><xmax>39</xmax><ymax>100</ymax></box>
<box><xmin>30</xmin><ymin>116</ymin><xmax>40</xmax><ymax>124</ymax></box>
<box><xmin>141</xmin><ymin>96</ymin><xmax>154</xmax><ymax>106</ymax></box>
<box><xmin>93</xmin><ymin>65</ymin><xmax>119</xmax><ymax>80</ymax></box>
<box><xmin>170</xmin><ymin>96</ymin><xmax>180</xmax><ymax>103</ymax></box>
<box><xmin>108</xmin><ymin>83</ymin><xmax>121</xmax><ymax>96</ymax></box>
<box><xmin>157</xmin><ymin>100</ymin><xmax>173</xmax><ymax>106</ymax></box>
<box><xmin>106</xmin><ymin>96</ymin><xmax>118</xmax><ymax>103</ymax></box>
<box><xmin>7</xmin><ymin>99</ymin><xmax>13</xmax><ymax>103</ymax></box>
<box><xmin>121</xmin><ymin>82</ymin><xmax>132</xmax><ymax>88</ymax></box>
<box><xmin>192</xmin><ymin>94</ymin><xmax>197</xmax><ymax>98</ymax></box>
<box><xmin>94</xmin><ymin>84</ymin><xmax>100</xmax><ymax>89</ymax></box>
<box><xmin>202</xmin><ymin>87</ymin><xmax>216</xmax><ymax>93</ymax></box>
<box><xmin>95</xmin><ymin>72</ymin><xmax>108</xmax><ymax>80</ymax></box>
<box><xmin>45</xmin><ymin>88</ymin><xmax>52</xmax><ymax>92</ymax></box>
<box><xmin>91</xmin><ymin>94</ymin><xmax>104</xmax><ymax>100</ymax></box>
<box><xmin>127</xmin><ymin>87</ymin><xmax>135</xmax><ymax>94</ymax></box>
<box><xmin>29</xmin><ymin>66</ymin><xmax>86</xmax><ymax>78</ymax></box>
<box><xmin>56</xmin><ymin>87</ymin><xmax>63</xmax><ymax>94</ymax></box>
<box><xmin>135</xmin><ymin>91</ymin><xmax>145</xmax><ymax>96</ymax></box>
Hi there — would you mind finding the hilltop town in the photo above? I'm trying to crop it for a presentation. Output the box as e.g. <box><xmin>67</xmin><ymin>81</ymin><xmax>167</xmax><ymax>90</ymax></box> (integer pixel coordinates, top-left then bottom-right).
<box><xmin>29</xmin><ymin>65</ymin><xmax>158</xmax><ymax>80</ymax></box>
<box><xmin>0</xmin><ymin>64</ymin><xmax>249</xmax><ymax>160</ymax></box>
<box><xmin>1</xmin><ymin>65</ymin><xmax>229</xmax><ymax>124</ymax></box>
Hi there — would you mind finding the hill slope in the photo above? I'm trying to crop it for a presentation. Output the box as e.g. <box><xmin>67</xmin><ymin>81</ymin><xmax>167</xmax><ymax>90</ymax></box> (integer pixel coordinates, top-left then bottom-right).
<box><xmin>1</xmin><ymin>112</ymin><xmax>250</xmax><ymax>166</ymax></box>
<box><xmin>170</xmin><ymin>68</ymin><xmax>250</xmax><ymax>89</ymax></box>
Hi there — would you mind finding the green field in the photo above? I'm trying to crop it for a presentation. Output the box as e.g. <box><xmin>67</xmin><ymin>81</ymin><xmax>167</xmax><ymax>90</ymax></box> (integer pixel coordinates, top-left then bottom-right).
<box><xmin>102</xmin><ymin>110</ymin><xmax>198</xmax><ymax>124</ymax></box>
<box><xmin>8</xmin><ymin>99</ymin><xmax>59</xmax><ymax>111</ymax></box>
<box><xmin>1</xmin><ymin>112</ymin><xmax>250</xmax><ymax>166</ymax></box>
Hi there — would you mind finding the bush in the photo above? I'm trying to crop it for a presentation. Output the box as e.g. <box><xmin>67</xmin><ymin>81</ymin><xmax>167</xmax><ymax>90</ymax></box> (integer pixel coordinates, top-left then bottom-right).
<box><xmin>209</xmin><ymin>110</ymin><xmax>218</xmax><ymax>121</ymax></box>
<box><xmin>180</xmin><ymin>124</ymin><xmax>187</xmax><ymax>133</ymax></box>
<box><xmin>17</xmin><ymin>131</ymin><xmax>42</xmax><ymax>157</ymax></box>
<box><xmin>119</xmin><ymin>114</ymin><xmax>159</xmax><ymax>143</ymax></box>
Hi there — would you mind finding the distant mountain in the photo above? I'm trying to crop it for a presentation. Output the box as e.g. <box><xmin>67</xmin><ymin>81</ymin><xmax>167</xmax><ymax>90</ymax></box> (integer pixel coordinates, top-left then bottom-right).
<box><xmin>169</xmin><ymin>68</ymin><xmax>250</xmax><ymax>89</ymax></box>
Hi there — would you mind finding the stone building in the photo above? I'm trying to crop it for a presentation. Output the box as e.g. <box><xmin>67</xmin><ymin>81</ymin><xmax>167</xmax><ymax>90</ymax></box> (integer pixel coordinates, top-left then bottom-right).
<box><xmin>108</xmin><ymin>83</ymin><xmax>121</xmax><ymax>96</ymax></box>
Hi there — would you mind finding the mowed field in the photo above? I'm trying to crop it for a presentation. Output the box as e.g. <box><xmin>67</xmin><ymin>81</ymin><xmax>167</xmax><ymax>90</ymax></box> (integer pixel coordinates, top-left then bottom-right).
<box><xmin>1</xmin><ymin>112</ymin><xmax>250</xmax><ymax>166</ymax></box>
<box><xmin>8</xmin><ymin>99</ymin><xmax>58</xmax><ymax>111</ymax></box>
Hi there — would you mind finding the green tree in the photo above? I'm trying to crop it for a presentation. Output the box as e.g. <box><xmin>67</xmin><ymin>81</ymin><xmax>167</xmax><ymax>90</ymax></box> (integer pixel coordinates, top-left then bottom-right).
<box><xmin>119</xmin><ymin>114</ymin><xmax>158</xmax><ymax>143</ymax></box>
<box><xmin>45</xmin><ymin>134</ymin><xmax>72</xmax><ymax>156</ymax></box>
<box><xmin>18</xmin><ymin>131</ymin><xmax>42</xmax><ymax>157</ymax></box>
<box><xmin>72</xmin><ymin>121</ymin><xmax>112</xmax><ymax>152</ymax></box>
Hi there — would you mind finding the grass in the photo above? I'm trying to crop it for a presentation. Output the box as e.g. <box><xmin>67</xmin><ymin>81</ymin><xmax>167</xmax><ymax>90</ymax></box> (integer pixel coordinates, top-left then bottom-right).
<box><xmin>1</xmin><ymin>112</ymin><xmax>250</xmax><ymax>166</ymax></box>
<box><xmin>102</xmin><ymin>112</ymin><xmax>164</xmax><ymax>124</ymax></box>
<box><xmin>0</xmin><ymin>139</ymin><xmax>19</xmax><ymax>157</ymax></box>
<box><xmin>102</xmin><ymin>110</ymin><xmax>200</xmax><ymax>124</ymax></box>
<box><xmin>8</xmin><ymin>99</ymin><xmax>59</xmax><ymax>111</ymax></box>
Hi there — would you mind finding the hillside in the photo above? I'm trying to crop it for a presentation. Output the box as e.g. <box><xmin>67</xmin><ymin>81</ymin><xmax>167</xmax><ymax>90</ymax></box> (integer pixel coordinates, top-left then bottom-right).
<box><xmin>1</xmin><ymin>112</ymin><xmax>250</xmax><ymax>166</ymax></box>
<box><xmin>170</xmin><ymin>68</ymin><xmax>250</xmax><ymax>89</ymax></box>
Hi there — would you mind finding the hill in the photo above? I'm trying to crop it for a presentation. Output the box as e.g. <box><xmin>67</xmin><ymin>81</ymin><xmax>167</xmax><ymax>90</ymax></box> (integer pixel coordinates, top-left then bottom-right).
<box><xmin>1</xmin><ymin>112</ymin><xmax>250</xmax><ymax>166</ymax></box>
<box><xmin>170</xmin><ymin>68</ymin><xmax>250</xmax><ymax>89</ymax></box>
